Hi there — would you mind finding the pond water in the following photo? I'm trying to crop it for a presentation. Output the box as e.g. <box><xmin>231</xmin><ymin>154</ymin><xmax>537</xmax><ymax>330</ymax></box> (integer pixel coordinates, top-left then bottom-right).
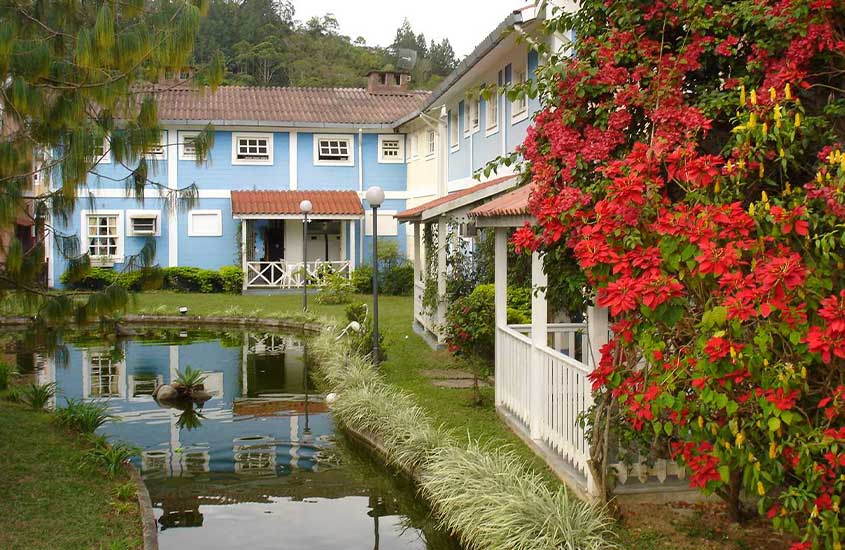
<box><xmin>15</xmin><ymin>327</ymin><xmax>459</xmax><ymax>550</ymax></box>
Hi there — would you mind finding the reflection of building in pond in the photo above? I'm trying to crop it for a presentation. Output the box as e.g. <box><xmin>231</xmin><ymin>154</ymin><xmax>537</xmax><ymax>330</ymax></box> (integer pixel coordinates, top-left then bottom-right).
<box><xmin>83</xmin><ymin>349</ymin><xmax>126</xmax><ymax>399</ymax></box>
<box><xmin>233</xmin><ymin>435</ymin><xmax>278</xmax><ymax>477</ymax></box>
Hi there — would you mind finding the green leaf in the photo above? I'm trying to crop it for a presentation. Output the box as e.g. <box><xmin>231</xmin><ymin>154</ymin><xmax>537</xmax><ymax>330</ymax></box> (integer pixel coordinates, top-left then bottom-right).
<box><xmin>768</xmin><ymin>417</ymin><xmax>781</xmax><ymax>432</ymax></box>
<box><xmin>664</xmin><ymin>421</ymin><xmax>673</xmax><ymax>436</ymax></box>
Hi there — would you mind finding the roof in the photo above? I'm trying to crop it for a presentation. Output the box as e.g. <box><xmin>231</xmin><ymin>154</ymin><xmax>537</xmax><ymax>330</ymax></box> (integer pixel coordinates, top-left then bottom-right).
<box><xmin>151</xmin><ymin>85</ymin><xmax>430</xmax><ymax>127</ymax></box>
<box><xmin>394</xmin><ymin>4</ymin><xmax>537</xmax><ymax>126</ymax></box>
<box><xmin>231</xmin><ymin>190</ymin><xmax>364</xmax><ymax>218</ymax></box>
<box><xmin>395</xmin><ymin>175</ymin><xmax>518</xmax><ymax>221</ymax></box>
<box><xmin>469</xmin><ymin>182</ymin><xmax>534</xmax><ymax>218</ymax></box>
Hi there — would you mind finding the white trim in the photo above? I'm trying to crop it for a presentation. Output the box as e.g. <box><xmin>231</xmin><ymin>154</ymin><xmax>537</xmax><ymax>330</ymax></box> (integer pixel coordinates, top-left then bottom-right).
<box><xmin>289</xmin><ymin>131</ymin><xmax>298</xmax><ymax>190</ymax></box>
<box><xmin>126</xmin><ymin>209</ymin><xmax>162</xmax><ymax>237</ymax></box>
<box><xmin>231</xmin><ymin>132</ymin><xmax>274</xmax><ymax>165</ymax></box>
<box><xmin>511</xmin><ymin>61</ymin><xmax>530</xmax><ymax>125</ymax></box>
<box><xmin>79</xmin><ymin>188</ymin><xmax>232</xmax><ymax>199</ymax></box>
<box><xmin>425</xmin><ymin>130</ymin><xmax>436</xmax><ymax>160</ymax></box>
<box><xmin>81</xmin><ymin>209</ymin><xmax>124</xmax><ymax>264</ymax></box>
<box><xmin>463</xmin><ymin>100</ymin><xmax>471</xmax><ymax>137</ymax></box>
<box><xmin>313</xmin><ymin>134</ymin><xmax>355</xmax><ymax>167</ymax></box>
<box><xmin>377</xmin><ymin>134</ymin><xmax>405</xmax><ymax>164</ymax></box>
<box><xmin>365</xmin><ymin>210</ymin><xmax>399</xmax><ymax>236</ymax></box>
<box><xmin>234</xmin><ymin>214</ymin><xmax>363</xmax><ymax>221</ymax></box>
<box><xmin>178</xmin><ymin>131</ymin><xmax>200</xmax><ymax>161</ymax></box>
<box><xmin>449</xmin><ymin>110</ymin><xmax>460</xmax><ymax>152</ymax></box>
<box><xmin>469</xmin><ymin>98</ymin><xmax>480</xmax><ymax>135</ymax></box>
<box><xmin>167</xmin><ymin>129</ymin><xmax>179</xmax><ymax>267</ymax></box>
<box><xmin>187</xmin><ymin>209</ymin><xmax>223</xmax><ymax>237</ymax></box>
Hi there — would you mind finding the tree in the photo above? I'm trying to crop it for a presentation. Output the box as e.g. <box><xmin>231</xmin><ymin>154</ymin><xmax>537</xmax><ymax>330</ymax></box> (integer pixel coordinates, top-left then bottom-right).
<box><xmin>506</xmin><ymin>0</ymin><xmax>844</xmax><ymax>546</ymax></box>
<box><xmin>0</xmin><ymin>0</ymin><xmax>222</xmax><ymax>323</ymax></box>
<box><xmin>429</xmin><ymin>39</ymin><xmax>458</xmax><ymax>76</ymax></box>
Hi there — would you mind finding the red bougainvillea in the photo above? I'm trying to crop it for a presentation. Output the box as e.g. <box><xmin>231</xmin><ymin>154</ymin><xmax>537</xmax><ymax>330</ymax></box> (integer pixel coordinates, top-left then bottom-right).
<box><xmin>506</xmin><ymin>0</ymin><xmax>845</xmax><ymax>545</ymax></box>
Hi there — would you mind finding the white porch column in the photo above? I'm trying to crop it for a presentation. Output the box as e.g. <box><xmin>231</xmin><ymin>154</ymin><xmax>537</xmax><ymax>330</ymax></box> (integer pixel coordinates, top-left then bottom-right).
<box><xmin>349</xmin><ymin>220</ymin><xmax>357</xmax><ymax>270</ymax></box>
<box><xmin>587</xmin><ymin>306</ymin><xmax>609</xmax><ymax>368</ymax></box>
<box><xmin>436</xmin><ymin>217</ymin><xmax>448</xmax><ymax>342</ymax></box>
<box><xmin>413</xmin><ymin>222</ymin><xmax>422</xmax><ymax>321</ymax></box>
<box><xmin>340</xmin><ymin>221</ymin><xmax>347</xmax><ymax>262</ymax></box>
<box><xmin>494</xmin><ymin>228</ymin><xmax>508</xmax><ymax>408</ymax></box>
<box><xmin>241</xmin><ymin>219</ymin><xmax>248</xmax><ymax>292</ymax></box>
<box><xmin>530</xmin><ymin>251</ymin><xmax>548</xmax><ymax>440</ymax></box>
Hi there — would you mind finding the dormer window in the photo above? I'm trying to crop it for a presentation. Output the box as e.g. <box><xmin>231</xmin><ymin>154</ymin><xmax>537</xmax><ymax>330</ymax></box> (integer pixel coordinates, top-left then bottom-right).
<box><xmin>314</xmin><ymin>135</ymin><xmax>354</xmax><ymax>166</ymax></box>
<box><xmin>232</xmin><ymin>133</ymin><xmax>273</xmax><ymax>165</ymax></box>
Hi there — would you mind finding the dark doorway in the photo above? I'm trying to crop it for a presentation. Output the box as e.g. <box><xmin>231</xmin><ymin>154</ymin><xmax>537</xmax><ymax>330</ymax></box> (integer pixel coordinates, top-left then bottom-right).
<box><xmin>263</xmin><ymin>220</ymin><xmax>285</xmax><ymax>261</ymax></box>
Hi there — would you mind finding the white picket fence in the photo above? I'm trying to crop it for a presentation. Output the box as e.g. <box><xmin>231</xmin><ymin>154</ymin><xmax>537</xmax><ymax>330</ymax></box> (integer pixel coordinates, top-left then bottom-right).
<box><xmin>245</xmin><ymin>260</ymin><xmax>351</xmax><ymax>289</ymax></box>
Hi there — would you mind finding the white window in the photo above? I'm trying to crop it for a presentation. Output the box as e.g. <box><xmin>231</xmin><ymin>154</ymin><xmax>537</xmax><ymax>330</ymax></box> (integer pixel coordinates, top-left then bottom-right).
<box><xmin>409</xmin><ymin>134</ymin><xmax>418</xmax><ymax>160</ymax></box>
<box><xmin>144</xmin><ymin>132</ymin><xmax>167</xmax><ymax>160</ymax></box>
<box><xmin>89</xmin><ymin>352</ymin><xmax>120</xmax><ymax>398</ymax></box>
<box><xmin>126</xmin><ymin>210</ymin><xmax>161</xmax><ymax>237</ymax></box>
<box><xmin>179</xmin><ymin>131</ymin><xmax>199</xmax><ymax>160</ymax></box>
<box><xmin>314</xmin><ymin>135</ymin><xmax>354</xmax><ymax>166</ymax></box>
<box><xmin>470</xmin><ymin>99</ymin><xmax>480</xmax><ymax>133</ymax></box>
<box><xmin>365</xmin><ymin>210</ymin><xmax>399</xmax><ymax>236</ymax></box>
<box><xmin>232</xmin><ymin>133</ymin><xmax>273</xmax><ymax>165</ymax></box>
<box><xmin>82</xmin><ymin>210</ymin><xmax>123</xmax><ymax>264</ymax></box>
<box><xmin>188</xmin><ymin>210</ymin><xmax>223</xmax><ymax>237</ymax></box>
<box><xmin>463</xmin><ymin>101</ymin><xmax>470</xmax><ymax>136</ymax></box>
<box><xmin>89</xmin><ymin>137</ymin><xmax>111</xmax><ymax>164</ymax></box>
<box><xmin>450</xmin><ymin>110</ymin><xmax>460</xmax><ymax>151</ymax></box>
<box><xmin>378</xmin><ymin>135</ymin><xmax>404</xmax><ymax>163</ymax></box>
<box><xmin>512</xmin><ymin>67</ymin><xmax>529</xmax><ymax>123</ymax></box>
<box><xmin>486</xmin><ymin>88</ymin><xmax>499</xmax><ymax>135</ymax></box>
<box><xmin>427</xmin><ymin>130</ymin><xmax>436</xmax><ymax>158</ymax></box>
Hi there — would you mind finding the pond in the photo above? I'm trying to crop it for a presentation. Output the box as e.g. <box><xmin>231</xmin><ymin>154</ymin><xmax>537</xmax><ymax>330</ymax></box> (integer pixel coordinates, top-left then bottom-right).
<box><xmin>13</xmin><ymin>327</ymin><xmax>459</xmax><ymax>550</ymax></box>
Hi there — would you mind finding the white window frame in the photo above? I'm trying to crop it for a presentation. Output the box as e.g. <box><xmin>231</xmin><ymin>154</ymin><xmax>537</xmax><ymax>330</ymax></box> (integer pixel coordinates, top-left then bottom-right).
<box><xmin>511</xmin><ymin>65</ymin><xmax>530</xmax><ymax>124</ymax></box>
<box><xmin>81</xmin><ymin>210</ymin><xmax>124</xmax><ymax>264</ymax></box>
<box><xmin>143</xmin><ymin>131</ymin><xmax>167</xmax><ymax>161</ymax></box>
<box><xmin>365</xmin><ymin>210</ymin><xmax>399</xmax><ymax>236</ymax></box>
<box><xmin>409</xmin><ymin>133</ymin><xmax>418</xmax><ymax>161</ymax></box>
<box><xmin>377</xmin><ymin>135</ymin><xmax>404</xmax><ymax>164</ymax></box>
<box><xmin>179</xmin><ymin>131</ymin><xmax>200</xmax><ymax>160</ymax></box>
<box><xmin>485</xmin><ymin>87</ymin><xmax>499</xmax><ymax>136</ymax></box>
<box><xmin>231</xmin><ymin>132</ymin><xmax>273</xmax><ymax>165</ymax></box>
<box><xmin>126</xmin><ymin>209</ymin><xmax>161</xmax><ymax>237</ymax></box>
<box><xmin>426</xmin><ymin>130</ymin><xmax>436</xmax><ymax>159</ymax></box>
<box><xmin>463</xmin><ymin>101</ymin><xmax>471</xmax><ymax>137</ymax></box>
<box><xmin>314</xmin><ymin>134</ymin><xmax>355</xmax><ymax>167</ymax></box>
<box><xmin>90</xmin><ymin>137</ymin><xmax>112</xmax><ymax>165</ymax></box>
<box><xmin>188</xmin><ymin>209</ymin><xmax>223</xmax><ymax>237</ymax></box>
<box><xmin>82</xmin><ymin>349</ymin><xmax>125</xmax><ymax>399</ymax></box>
<box><xmin>450</xmin><ymin>110</ymin><xmax>460</xmax><ymax>151</ymax></box>
<box><xmin>470</xmin><ymin>99</ymin><xmax>480</xmax><ymax>134</ymax></box>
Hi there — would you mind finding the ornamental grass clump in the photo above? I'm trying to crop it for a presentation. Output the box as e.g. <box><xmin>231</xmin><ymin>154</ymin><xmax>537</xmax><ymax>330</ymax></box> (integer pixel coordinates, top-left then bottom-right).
<box><xmin>55</xmin><ymin>398</ymin><xmax>114</xmax><ymax>433</ymax></box>
<box><xmin>420</xmin><ymin>443</ymin><xmax>617</xmax><ymax>550</ymax></box>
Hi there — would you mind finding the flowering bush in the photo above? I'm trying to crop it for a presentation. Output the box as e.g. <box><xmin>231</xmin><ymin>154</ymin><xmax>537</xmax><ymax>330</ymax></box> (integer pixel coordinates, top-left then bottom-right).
<box><xmin>508</xmin><ymin>0</ymin><xmax>845</xmax><ymax>546</ymax></box>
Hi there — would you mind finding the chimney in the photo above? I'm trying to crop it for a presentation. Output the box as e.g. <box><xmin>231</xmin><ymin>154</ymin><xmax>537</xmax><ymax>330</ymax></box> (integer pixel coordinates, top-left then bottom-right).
<box><xmin>366</xmin><ymin>70</ymin><xmax>411</xmax><ymax>95</ymax></box>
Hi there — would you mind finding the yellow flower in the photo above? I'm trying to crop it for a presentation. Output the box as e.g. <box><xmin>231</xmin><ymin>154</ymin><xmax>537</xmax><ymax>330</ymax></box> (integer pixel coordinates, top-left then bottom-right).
<box><xmin>763</xmin><ymin>358</ymin><xmax>770</xmax><ymax>367</ymax></box>
<box><xmin>698</xmin><ymin>416</ymin><xmax>704</xmax><ymax>429</ymax></box>
<box><xmin>749</xmin><ymin>112</ymin><xmax>757</xmax><ymax>129</ymax></box>
<box><xmin>740</xmin><ymin>85</ymin><xmax>746</xmax><ymax>106</ymax></box>
<box><xmin>779</xmin><ymin>147</ymin><xmax>785</xmax><ymax>158</ymax></box>
<box><xmin>750</xmin><ymin>89</ymin><xmax>758</xmax><ymax>105</ymax></box>
<box><xmin>811</xmin><ymin>504</ymin><xmax>819</xmax><ymax>519</ymax></box>
<box><xmin>726</xmin><ymin>160</ymin><xmax>734</xmax><ymax>173</ymax></box>
<box><xmin>785</xmin><ymin>83</ymin><xmax>792</xmax><ymax>100</ymax></box>
<box><xmin>795</xmin><ymin>112</ymin><xmax>801</xmax><ymax>128</ymax></box>
<box><xmin>762</xmin><ymin>122</ymin><xmax>768</xmax><ymax>135</ymax></box>
<box><xmin>749</xmin><ymin>203</ymin><xmax>756</xmax><ymax>216</ymax></box>
<box><xmin>738</xmin><ymin>159</ymin><xmax>746</xmax><ymax>170</ymax></box>
<box><xmin>785</xmin><ymin>182</ymin><xmax>792</xmax><ymax>195</ymax></box>
<box><xmin>801</xmin><ymin>366</ymin><xmax>807</xmax><ymax>379</ymax></box>
<box><xmin>769</xmin><ymin>441</ymin><xmax>777</xmax><ymax>459</ymax></box>
<box><xmin>714</xmin><ymin>181</ymin><xmax>721</xmax><ymax>193</ymax></box>
<box><xmin>759</xmin><ymin>163</ymin><xmax>766</xmax><ymax>179</ymax></box>
<box><xmin>757</xmin><ymin>481</ymin><xmax>765</xmax><ymax>496</ymax></box>
<box><xmin>769</xmin><ymin>87</ymin><xmax>777</xmax><ymax>102</ymax></box>
<box><xmin>735</xmin><ymin>432</ymin><xmax>745</xmax><ymax>447</ymax></box>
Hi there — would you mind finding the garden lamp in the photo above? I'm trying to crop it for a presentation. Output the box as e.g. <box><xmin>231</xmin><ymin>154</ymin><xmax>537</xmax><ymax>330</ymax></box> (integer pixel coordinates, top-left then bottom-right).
<box><xmin>365</xmin><ymin>186</ymin><xmax>385</xmax><ymax>365</ymax></box>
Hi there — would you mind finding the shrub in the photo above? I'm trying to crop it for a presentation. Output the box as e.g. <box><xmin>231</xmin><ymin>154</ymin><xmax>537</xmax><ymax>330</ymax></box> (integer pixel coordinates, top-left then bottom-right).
<box><xmin>510</xmin><ymin>0</ymin><xmax>845</xmax><ymax>544</ymax></box>
<box><xmin>344</xmin><ymin>302</ymin><xmax>386</xmax><ymax>361</ymax></box>
<box><xmin>317</xmin><ymin>271</ymin><xmax>355</xmax><ymax>305</ymax></box>
<box><xmin>55</xmin><ymin>398</ymin><xmax>114</xmax><ymax>433</ymax></box>
<box><xmin>350</xmin><ymin>265</ymin><xmax>373</xmax><ymax>294</ymax></box>
<box><xmin>0</xmin><ymin>362</ymin><xmax>15</xmax><ymax>392</ymax></box>
<box><xmin>218</xmin><ymin>265</ymin><xmax>243</xmax><ymax>294</ymax></box>
<box><xmin>81</xmin><ymin>438</ymin><xmax>139</xmax><ymax>478</ymax></box>
<box><xmin>60</xmin><ymin>267</ymin><xmax>118</xmax><ymax>290</ymax></box>
<box><xmin>23</xmin><ymin>382</ymin><xmax>56</xmax><ymax>410</ymax></box>
<box><xmin>165</xmin><ymin>267</ymin><xmax>222</xmax><ymax>293</ymax></box>
<box><xmin>381</xmin><ymin>263</ymin><xmax>414</xmax><ymax>296</ymax></box>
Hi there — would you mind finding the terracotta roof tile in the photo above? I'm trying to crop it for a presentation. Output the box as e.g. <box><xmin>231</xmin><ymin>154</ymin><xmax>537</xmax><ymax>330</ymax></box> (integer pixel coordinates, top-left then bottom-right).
<box><xmin>231</xmin><ymin>190</ymin><xmax>364</xmax><ymax>217</ymax></box>
<box><xmin>152</xmin><ymin>86</ymin><xmax>430</xmax><ymax>125</ymax></box>
<box><xmin>395</xmin><ymin>175</ymin><xmax>518</xmax><ymax>220</ymax></box>
<box><xmin>469</xmin><ymin>183</ymin><xmax>534</xmax><ymax>218</ymax></box>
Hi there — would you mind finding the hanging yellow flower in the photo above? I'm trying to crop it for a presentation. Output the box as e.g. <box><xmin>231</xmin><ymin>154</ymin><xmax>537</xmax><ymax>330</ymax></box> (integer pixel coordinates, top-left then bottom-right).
<box><xmin>769</xmin><ymin>87</ymin><xmax>776</xmax><ymax>102</ymax></box>
<box><xmin>795</xmin><ymin>112</ymin><xmax>801</xmax><ymax>128</ymax></box>
<box><xmin>750</xmin><ymin>89</ymin><xmax>758</xmax><ymax>105</ymax></box>
<box><xmin>740</xmin><ymin>85</ymin><xmax>746</xmax><ymax>106</ymax></box>
<box><xmin>785</xmin><ymin>83</ymin><xmax>792</xmax><ymax>100</ymax></box>
<box><xmin>757</xmin><ymin>481</ymin><xmax>765</xmax><ymax>496</ymax></box>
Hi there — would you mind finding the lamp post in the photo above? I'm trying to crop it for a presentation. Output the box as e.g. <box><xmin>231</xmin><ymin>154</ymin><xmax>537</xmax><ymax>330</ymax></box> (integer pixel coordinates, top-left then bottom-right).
<box><xmin>365</xmin><ymin>186</ymin><xmax>385</xmax><ymax>365</ymax></box>
<box><xmin>300</xmin><ymin>199</ymin><xmax>312</xmax><ymax>311</ymax></box>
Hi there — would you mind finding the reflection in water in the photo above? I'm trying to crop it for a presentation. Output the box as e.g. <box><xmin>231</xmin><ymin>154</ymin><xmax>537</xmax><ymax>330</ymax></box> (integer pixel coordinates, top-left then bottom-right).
<box><xmin>9</xmin><ymin>328</ymin><xmax>459</xmax><ymax>550</ymax></box>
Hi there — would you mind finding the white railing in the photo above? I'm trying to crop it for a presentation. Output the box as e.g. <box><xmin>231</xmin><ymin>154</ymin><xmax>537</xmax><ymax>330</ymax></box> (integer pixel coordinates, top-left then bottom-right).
<box><xmin>245</xmin><ymin>260</ymin><xmax>351</xmax><ymax>289</ymax></box>
<box><xmin>511</xmin><ymin>323</ymin><xmax>590</xmax><ymax>365</ymax></box>
<box><xmin>496</xmin><ymin>325</ymin><xmax>533</xmax><ymax>425</ymax></box>
<box><xmin>413</xmin><ymin>279</ymin><xmax>445</xmax><ymax>339</ymax></box>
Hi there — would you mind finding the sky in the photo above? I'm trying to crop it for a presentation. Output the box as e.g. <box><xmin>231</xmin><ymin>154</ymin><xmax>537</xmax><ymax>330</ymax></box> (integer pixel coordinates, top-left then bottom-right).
<box><xmin>290</xmin><ymin>0</ymin><xmax>527</xmax><ymax>57</ymax></box>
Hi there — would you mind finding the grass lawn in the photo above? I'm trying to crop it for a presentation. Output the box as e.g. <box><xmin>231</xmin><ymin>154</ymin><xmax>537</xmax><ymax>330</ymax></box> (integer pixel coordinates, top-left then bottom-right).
<box><xmin>0</xmin><ymin>401</ymin><xmax>141</xmax><ymax>550</ymax></box>
<box><xmin>127</xmin><ymin>291</ymin><xmax>790</xmax><ymax>549</ymax></box>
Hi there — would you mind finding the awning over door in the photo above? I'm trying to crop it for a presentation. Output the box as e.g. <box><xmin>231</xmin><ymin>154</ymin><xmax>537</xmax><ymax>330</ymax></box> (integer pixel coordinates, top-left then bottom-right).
<box><xmin>231</xmin><ymin>190</ymin><xmax>364</xmax><ymax>220</ymax></box>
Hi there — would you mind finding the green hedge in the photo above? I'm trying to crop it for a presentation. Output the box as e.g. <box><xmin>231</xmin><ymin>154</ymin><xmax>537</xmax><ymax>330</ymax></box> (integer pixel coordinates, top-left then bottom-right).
<box><xmin>350</xmin><ymin>263</ymin><xmax>414</xmax><ymax>296</ymax></box>
<box><xmin>60</xmin><ymin>266</ymin><xmax>244</xmax><ymax>294</ymax></box>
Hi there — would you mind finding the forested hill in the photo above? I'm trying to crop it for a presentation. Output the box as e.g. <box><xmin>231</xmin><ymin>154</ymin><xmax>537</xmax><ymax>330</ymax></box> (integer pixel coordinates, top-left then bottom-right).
<box><xmin>193</xmin><ymin>0</ymin><xmax>459</xmax><ymax>90</ymax></box>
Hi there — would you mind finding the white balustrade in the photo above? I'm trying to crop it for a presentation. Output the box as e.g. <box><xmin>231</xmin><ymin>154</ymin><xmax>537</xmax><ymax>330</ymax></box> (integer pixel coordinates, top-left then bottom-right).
<box><xmin>496</xmin><ymin>325</ymin><xmax>534</xmax><ymax>425</ymax></box>
<box><xmin>245</xmin><ymin>260</ymin><xmax>351</xmax><ymax>289</ymax></box>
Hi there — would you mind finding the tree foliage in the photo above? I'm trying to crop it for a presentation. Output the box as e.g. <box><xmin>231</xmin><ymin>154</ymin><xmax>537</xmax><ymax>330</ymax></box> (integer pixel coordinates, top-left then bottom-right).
<box><xmin>507</xmin><ymin>0</ymin><xmax>845</xmax><ymax>546</ymax></box>
<box><xmin>0</xmin><ymin>0</ymin><xmax>220</xmax><ymax>323</ymax></box>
